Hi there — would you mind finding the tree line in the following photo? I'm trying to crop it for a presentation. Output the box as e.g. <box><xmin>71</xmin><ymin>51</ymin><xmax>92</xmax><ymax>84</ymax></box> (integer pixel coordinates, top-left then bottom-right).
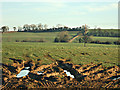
<box><xmin>87</xmin><ymin>28</ymin><xmax>119</xmax><ymax>37</ymax></box>
<box><xmin>0</xmin><ymin>24</ymin><xmax>119</xmax><ymax>37</ymax></box>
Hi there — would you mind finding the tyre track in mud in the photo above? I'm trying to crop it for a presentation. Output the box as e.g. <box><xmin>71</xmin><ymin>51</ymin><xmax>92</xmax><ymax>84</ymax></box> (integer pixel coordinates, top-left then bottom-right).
<box><xmin>2</xmin><ymin>57</ymin><xmax>120</xmax><ymax>89</ymax></box>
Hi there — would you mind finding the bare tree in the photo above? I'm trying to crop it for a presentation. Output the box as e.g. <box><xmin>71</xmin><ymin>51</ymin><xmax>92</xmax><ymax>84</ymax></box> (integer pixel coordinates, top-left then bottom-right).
<box><xmin>13</xmin><ymin>27</ymin><xmax>16</xmax><ymax>31</ymax></box>
<box><xmin>52</xmin><ymin>26</ymin><xmax>55</xmax><ymax>30</ymax></box>
<box><xmin>1</xmin><ymin>26</ymin><xmax>9</xmax><ymax>32</ymax></box>
<box><xmin>80</xmin><ymin>24</ymin><xmax>90</xmax><ymax>47</ymax></box>
<box><xmin>18</xmin><ymin>26</ymin><xmax>22</xmax><ymax>31</ymax></box>
<box><xmin>63</xmin><ymin>26</ymin><xmax>69</xmax><ymax>30</ymax></box>
<box><xmin>38</xmin><ymin>23</ymin><xmax>43</xmax><ymax>30</ymax></box>
<box><xmin>30</xmin><ymin>24</ymin><xmax>36</xmax><ymax>31</ymax></box>
<box><xmin>56</xmin><ymin>24</ymin><xmax>62</xmax><ymax>28</ymax></box>
<box><xmin>97</xmin><ymin>27</ymin><xmax>102</xmax><ymax>36</ymax></box>
<box><xmin>23</xmin><ymin>24</ymin><xmax>30</xmax><ymax>31</ymax></box>
<box><xmin>44</xmin><ymin>24</ymin><xmax>48</xmax><ymax>30</ymax></box>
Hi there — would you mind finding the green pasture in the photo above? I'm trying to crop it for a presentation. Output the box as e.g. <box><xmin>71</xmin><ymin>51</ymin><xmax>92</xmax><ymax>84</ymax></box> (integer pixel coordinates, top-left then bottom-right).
<box><xmin>2</xmin><ymin>32</ymin><xmax>119</xmax><ymax>67</ymax></box>
<box><xmin>92</xmin><ymin>37</ymin><xmax>118</xmax><ymax>42</ymax></box>
<box><xmin>2</xmin><ymin>42</ymin><xmax>118</xmax><ymax>67</ymax></box>
<box><xmin>2</xmin><ymin>32</ymin><xmax>59</xmax><ymax>42</ymax></box>
<box><xmin>2</xmin><ymin>32</ymin><xmax>119</xmax><ymax>43</ymax></box>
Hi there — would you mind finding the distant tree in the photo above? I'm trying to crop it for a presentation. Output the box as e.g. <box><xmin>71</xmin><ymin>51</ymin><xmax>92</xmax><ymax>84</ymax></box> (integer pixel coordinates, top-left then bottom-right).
<box><xmin>54</xmin><ymin>37</ymin><xmax>60</xmax><ymax>42</ymax></box>
<box><xmin>80</xmin><ymin>24</ymin><xmax>91</xmax><ymax>47</ymax></box>
<box><xmin>110</xmin><ymin>32</ymin><xmax>115</xmax><ymax>37</ymax></box>
<box><xmin>97</xmin><ymin>27</ymin><xmax>102</xmax><ymax>36</ymax></box>
<box><xmin>105</xmin><ymin>32</ymin><xmax>110</xmax><ymax>37</ymax></box>
<box><xmin>114</xmin><ymin>40</ymin><xmax>120</xmax><ymax>45</ymax></box>
<box><xmin>59</xmin><ymin>31</ymin><xmax>70</xmax><ymax>42</ymax></box>
<box><xmin>54</xmin><ymin>31</ymin><xmax>70</xmax><ymax>42</ymax></box>
<box><xmin>13</xmin><ymin>27</ymin><xmax>16</xmax><ymax>31</ymax></box>
<box><xmin>52</xmin><ymin>26</ymin><xmax>55</xmax><ymax>31</ymax></box>
<box><xmin>38</xmin><ymin>23</ymin><xmax>43</xmax><ymax>30</ymax></box>
<box><xmin>56</xmin><ymin>24</ymin><xmax>62</xmax><ymax>28</ymax></box>
<box><xmin>30</xmin><ymin>24</ymin><xmax>36</xmax><ymax>31</ymax></box>
<box><xmin>79</xmin><ymin>36</ymin><xmax>92</xmax><ymax>43</ymax></box>
<box><xmin>1</xmin><ymin>26</ymin><xmax>9</xmax><ymax>32</ymax></box>
<box><xmin>23</xmin><ymin>24</ymin><xmax>30</xmax><ymax>31</ymax></box>
<box><xmin>44</xmin><ymin>24</ymin><xmax>48</xmax><ymax>30</ymax></box>
<box><xmin>18</xmin><ymin>26</ymin><xmax>22</xmax><ymax>31</ymax></box>
<box><xmin>63</xmin><ymin>26</ymin><xmax>69</xmax><ymax>30</ymax></box>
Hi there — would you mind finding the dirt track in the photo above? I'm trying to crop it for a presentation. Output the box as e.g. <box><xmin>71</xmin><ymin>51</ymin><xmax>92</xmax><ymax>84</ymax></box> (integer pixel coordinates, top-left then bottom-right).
<box><xmin>2</xmin><ymin>58</ymin><xmax>120</xmax><ymax>89</ymax></box>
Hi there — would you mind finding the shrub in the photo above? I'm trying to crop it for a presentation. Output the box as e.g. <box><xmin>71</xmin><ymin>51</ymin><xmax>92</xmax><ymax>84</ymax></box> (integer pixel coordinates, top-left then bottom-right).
<box><xmin>21</xmin><ymin>40</ymin><xmax>27</xmax><ymax>42</ymax></box>
<box><xmin>16</xmin><ymin>40</ymin><xmax>19</xmax><ymax>42</ymax></box>
<box><xmin>60</xmin><ymin>34</ymin><xmax>70</xmax><ymax>42</ymax></box>
<box><xmin>21</xmin><ymin>39</ymin><xmax>46</xmax><ymax>42</ymax></box>
<box><xmin>54</xmin><ymin>37</ymin><xmax>60</xmax><ymax>42</ymax></box>
<box><xmin>54</xmin><ymin>31</ymin><xmax>70</xmax><ymax>42</ymax></box>
<box><xmin>90</xmin><ymin>40</ymin><xmax>112</xmax><ymax>44</ymax></box>
<box><xmin>114</xmin><ymin>40</ymin><xmax>120</xmax><ymax>45</ymax></box>
<box><xmin>105</xmin><ymin>41</ymin><xmax>112</xmax><ymax>44</ymax></box>
<box><xmin>38</xmin><ymin>38</ymin><xmax>46</xmax><ymax>42</ymax></box>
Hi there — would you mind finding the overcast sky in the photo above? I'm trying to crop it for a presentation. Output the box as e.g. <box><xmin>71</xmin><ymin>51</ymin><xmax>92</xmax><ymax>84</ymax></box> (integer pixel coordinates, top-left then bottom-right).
<box><xmin>0</xmin><ymin>0</ymin><xmax>118</xmax><ymax>30</ymax></box>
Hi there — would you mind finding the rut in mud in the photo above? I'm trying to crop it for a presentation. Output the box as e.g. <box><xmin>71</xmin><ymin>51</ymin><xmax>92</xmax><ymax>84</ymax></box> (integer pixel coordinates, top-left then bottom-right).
<box><xmin>2</xmin><ymin>58</ymin><xmax>120</xmax><ymax>89</ymax></box>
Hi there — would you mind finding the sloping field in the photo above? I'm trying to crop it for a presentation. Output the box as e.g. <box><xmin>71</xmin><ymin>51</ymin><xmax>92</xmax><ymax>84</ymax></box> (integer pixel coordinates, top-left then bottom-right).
<box><xmin>2</xmin><ymin>32</ymin><xmax>59</xmax><ymax>42</ymax></box>
<box><xmin>2</xmin><ymin>42</ymin><xmax>118</xmax><ymax>67</ymax></box>
<box><xmin>2</xmin><ymin>32</ymin><xmax>119</xmax><ymax>89</ymax></box>
<box><xmin>2</xmin><ymin>32</ymin><xmax>118</xmax><ymax>43</ymax></box>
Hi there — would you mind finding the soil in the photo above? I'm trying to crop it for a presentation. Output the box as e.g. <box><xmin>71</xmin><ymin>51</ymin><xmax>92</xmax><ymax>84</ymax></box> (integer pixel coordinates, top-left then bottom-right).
<box><xmin>2</xmin><ymin>59</ymin><xmax>120</xmax><ymax>89</ymax></box>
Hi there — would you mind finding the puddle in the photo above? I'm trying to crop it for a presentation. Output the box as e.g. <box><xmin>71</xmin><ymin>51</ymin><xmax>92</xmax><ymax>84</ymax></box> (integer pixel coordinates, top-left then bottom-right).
<box><xmin>16</xmin><ymin>67</ymin><xmax>30</xmax><ymax>78</ymax></box>
<box><xmin>113</xmin><ymin>77</ymin><xmax>120</xmax><ymax>80</ymax></box>
<box><xmin>17</xmin><ymin>70</ymin><xmax>30</xmax><ymax>78</ymax></box>
<box><xmin>37</xmin><ymin>71</ymin><xmax>44</xmax><ymax>75</ymax></box>
<box><xmin>24</xmin><ymin>67</ymin><xmax>30</xmax><ymax>69</ymax></box>
<box><xmin>64</xmin><ymin>70</ymin><xmax>75</xmax><ymax>78</ymax></box>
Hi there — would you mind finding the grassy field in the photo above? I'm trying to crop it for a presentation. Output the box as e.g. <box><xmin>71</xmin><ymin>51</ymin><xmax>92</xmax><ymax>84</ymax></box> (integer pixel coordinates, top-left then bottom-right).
<box><xmin>92</xmin><ymin>37</ymin><xmax>118</xmax><ymax>42</ymax></box>
<box><xmin>2</xmin><ymin>42</ymin><xmax>118</xmax><ymax>67</ymax></box>
<box><xmin>89</xmin><ymin>29</ymin><xmax>118</xmax><ymax>32</ymax></box>
<box><xmin>2</xmin><ymin>32</ymin><xmax>59</xmax><ymax>42</ymax></box>
<box><xmin>2</xmin><ymin>32</ymin><xmax>118</xmax><ymax>43</ymax></box>
<box><xmin>2</xmin><ymin>32</ymin><xmax>119</xmax><ymax>67</ymax></box>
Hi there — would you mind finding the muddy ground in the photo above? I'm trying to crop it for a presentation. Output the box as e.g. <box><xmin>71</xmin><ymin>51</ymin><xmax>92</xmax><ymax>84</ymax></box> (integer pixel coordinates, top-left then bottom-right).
<box><xmin>1</xmin><ymin>58</ymin><xmax>120</xmax><ymax>89</ymax></box>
